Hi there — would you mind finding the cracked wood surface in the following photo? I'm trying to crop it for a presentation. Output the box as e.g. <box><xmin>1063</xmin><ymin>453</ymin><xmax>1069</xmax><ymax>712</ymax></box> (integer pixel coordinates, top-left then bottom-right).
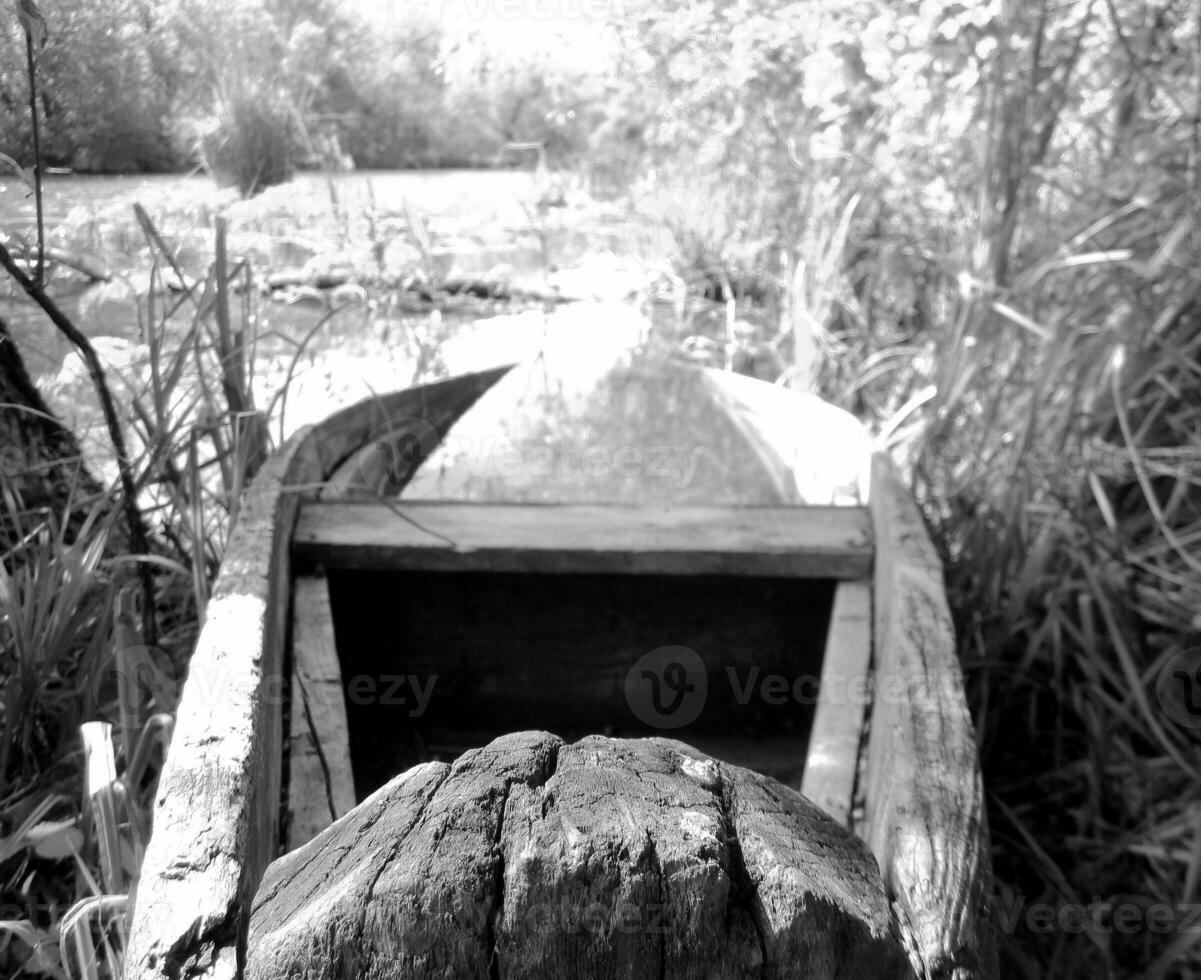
<box><xmin>248</xmin><ymin>732</ymin><xmax>915</xmax><ymax>980</ymax></box>
<box><xmin>860</xmin><ymin>454</ymin><xmax>996</xmax><ymax>980</ymax></box>
<box><xmin>286</xmin><ymin>574</ymin><xmax>356</xmax><ymax>849</ymax></box>
<box><xmin>123</xmin><ymin>367</ymin><xmax>510</xmax><ymax>980</ymax></box>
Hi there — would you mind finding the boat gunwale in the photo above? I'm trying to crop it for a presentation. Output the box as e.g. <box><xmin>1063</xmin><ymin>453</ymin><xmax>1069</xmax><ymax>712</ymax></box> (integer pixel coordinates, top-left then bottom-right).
<box><xmin>125</xmin><ymin>363</ymin><xmax>996</xmax><ymax>980</ymax></box>
<box><xmin>124</xmin><ymin>366</ymin><xmax>513</xmax><ymax>980</ymax></box>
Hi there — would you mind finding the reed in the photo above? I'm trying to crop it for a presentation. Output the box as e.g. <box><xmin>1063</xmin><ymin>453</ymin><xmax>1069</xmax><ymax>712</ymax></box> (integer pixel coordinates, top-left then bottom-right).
<box><xmin>0</xmin><ymin>195</ymin><xmax>284</xmax><ymax>976</ymax></box>
<box><xmin>198</xmin><ymin>93</ymin><xmax>297</xmax><ymax>199</ymax></box>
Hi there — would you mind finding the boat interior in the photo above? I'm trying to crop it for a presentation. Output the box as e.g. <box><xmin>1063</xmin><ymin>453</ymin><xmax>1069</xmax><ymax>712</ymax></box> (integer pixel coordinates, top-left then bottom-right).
<box><xmin>283</xmin><ymin>340</ymin><xmax>878</xmax><ymax>849</ymax></box>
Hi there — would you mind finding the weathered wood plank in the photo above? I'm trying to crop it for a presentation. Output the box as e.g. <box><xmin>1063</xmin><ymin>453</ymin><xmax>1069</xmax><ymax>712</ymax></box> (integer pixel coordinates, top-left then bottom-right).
<box><xmin>859</xmin><ymin>453</ymin><xmax>996</xmax><ymax>980</ymax></box>
<box><xmin>285</xmin><ymin>575</ymin><xmax>356</xmax><ymax>850</ymax></box>
<box><xmin>294</xmin><ymin>502</ymin><xmax>874</xmax><ymax>579</ymax></box>
<box><xmin>701</xmin><ymin>368</ymin><xmax>872</xmax><ymax>505</ymax></box>
<box><xmin>800</xmin><ymin>579</ymin><xmax>872</xmax><ymax>823</ymax></box>
<box><xmin>320</xmin><ymin>392</ymin><xmax>496</xmax><ymax>500</ymax></box>
<box><xmin>124</xmin><ymin>366</ymin><xmax>511</xmax><ymax>980</ymax></box>
<box><xmin>248</xmin><ymin>733</ymin><xmax>915</xmax><ymax>980</ymax></box>
<box><xmin>124</xmin><ymin>430</ymin><xmax>319</xmax><ymax>980</ymax></box>
<box><xmin>309</xmin><ymin>365</ymin><xmax>513</xmax><ymax>485</ymax></box>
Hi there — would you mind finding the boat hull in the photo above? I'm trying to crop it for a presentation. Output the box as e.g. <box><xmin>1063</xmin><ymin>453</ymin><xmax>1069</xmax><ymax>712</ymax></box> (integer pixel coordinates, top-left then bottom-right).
<box><xmin>126</xmin><ymin>360</ymin><xmax>995</xmax><ymax>980</ymax></box>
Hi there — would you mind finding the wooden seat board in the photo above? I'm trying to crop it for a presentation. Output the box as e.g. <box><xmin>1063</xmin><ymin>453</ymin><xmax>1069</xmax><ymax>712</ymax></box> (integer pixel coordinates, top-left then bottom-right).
<box><xmin>293</xmin><ymin>501</ymin><xmax>874</xmax><ymax>579</ymax></box>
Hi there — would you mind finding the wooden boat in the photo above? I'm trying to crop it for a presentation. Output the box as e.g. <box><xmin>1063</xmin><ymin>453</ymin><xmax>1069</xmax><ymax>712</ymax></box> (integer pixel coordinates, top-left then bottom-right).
<box><xmin>125</xmin><ymin>345</ymin><xmax>995</xmax><ymax>979</ymax></box>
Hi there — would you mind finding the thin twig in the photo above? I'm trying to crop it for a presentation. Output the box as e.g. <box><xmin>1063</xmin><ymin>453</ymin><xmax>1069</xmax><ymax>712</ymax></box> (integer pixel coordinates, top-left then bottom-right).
<box><xmin>23</xmin><ymin>32</ymin><xmax>44</xmax><ymax>285</ymax></box>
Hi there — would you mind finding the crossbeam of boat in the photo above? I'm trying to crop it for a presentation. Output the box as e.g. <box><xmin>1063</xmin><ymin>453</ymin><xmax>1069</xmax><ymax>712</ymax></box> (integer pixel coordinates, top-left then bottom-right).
<box><xmin>292</xmin><ymin>501</ymin><xmax>874</xmax><ymax>578</ymax></box>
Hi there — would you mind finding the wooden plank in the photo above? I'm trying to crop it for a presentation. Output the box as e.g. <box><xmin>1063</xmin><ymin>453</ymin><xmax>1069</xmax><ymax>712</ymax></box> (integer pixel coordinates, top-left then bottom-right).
<box><xmin>286</xmin><ymin>576</ymin><xmax>356</xmax><ymax>850</ymax></box>
<box><xmin>124</xmin><ymin>365</ymin><xmax>512</xmax><ymax>980</ymax></box>
<box><xmin>316</xmin><ymin>366</ymin><xmax>513</xmax><ymax>497</ymax></box>
<box><xmin>702</xmin><ymin>368</ymin><xmax>872</xmax><ymax>504</ymax></box>
<box><xmin>319</xmin><ymin>372</ymin><xmax>511</xmax><ymax>502</ymax></box>
<box><xmin>800</xmin><ymin>579</ymin><xmax>872</xmax><ymax>824</ymax></box>
<box><xmin>124</xmin><ymin>428</ymin><xmax>319</xmax><ymax>980</ymax></box>
<box><xmin>859</xmin><ymin>453</ymin><xmax>996</xmax><ymax>980</ymax></box>
<box><xmin>294</xmin><ymin>502</ymin><xmax>874</xmax><ymax>579</ymax></box>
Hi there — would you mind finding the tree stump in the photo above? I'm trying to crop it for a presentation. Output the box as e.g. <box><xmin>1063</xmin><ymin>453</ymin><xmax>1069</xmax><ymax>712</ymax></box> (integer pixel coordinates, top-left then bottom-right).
<box><xmin>248</xmin><ymin>732</ymin><xmax>914</xmax><ymax>979</ymax></box>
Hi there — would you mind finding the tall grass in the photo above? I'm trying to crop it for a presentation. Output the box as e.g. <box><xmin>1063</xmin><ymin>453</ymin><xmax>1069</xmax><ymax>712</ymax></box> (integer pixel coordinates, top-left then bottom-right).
<box><xmin>907</xmin><ymin>251</ymin><xmax>1201</xmax><ymax>975</ymax></box>
<box><xmin>0</xmin><ymin>201</ymin><xmax>282</xmax><ymax>976</ymax></box>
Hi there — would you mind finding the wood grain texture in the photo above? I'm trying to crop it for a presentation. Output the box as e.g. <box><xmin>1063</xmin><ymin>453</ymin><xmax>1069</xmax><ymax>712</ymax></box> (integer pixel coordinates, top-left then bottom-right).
<box><xmin>800</xmin><ymin>580</ymin><xmax>872</xmax><ymax>824</ymax></box>
<box><xmin>247</xmin><ymin>733</ymin><xmax>915</xmax><ymax>980</ymax></box>
<box><xmin>320</xmin><ymin>387</ymin><xmax>501</xmax><ymax>499</ymax></box>
<box><xmin>294</xmin><ymin>501</ymin><xmax>874</xmax><ymax>579</ymax></box>
<box><xmin>285</xmin><ymin>575</ymin><xmax>356</xmax><ymax>849</ymax></box>
<box><xmin>860</xmin><ymin>453</ymin><xmax>996</xmax><ymax>980</ymax></box>
<box><xmin>124</xmin><ymin>366</ymin><xmax>510</xmax><ymax>980</ymax></box>
<box><xmin>701</xmin><ymin>369</ymin><xmax>872</xmax><ymax>505</ymax></box>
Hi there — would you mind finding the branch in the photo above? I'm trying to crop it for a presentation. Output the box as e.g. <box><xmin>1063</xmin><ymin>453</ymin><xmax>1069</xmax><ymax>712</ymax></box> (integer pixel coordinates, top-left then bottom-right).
<box><xmin>23</xmin><ymin>32</ymin><xmax>44</xmax><ymax>285</ymax></box>
<box><xmin>0</xmin><ymin>241</ymin><xmax>158</xmax><ymax>646</ymax></box>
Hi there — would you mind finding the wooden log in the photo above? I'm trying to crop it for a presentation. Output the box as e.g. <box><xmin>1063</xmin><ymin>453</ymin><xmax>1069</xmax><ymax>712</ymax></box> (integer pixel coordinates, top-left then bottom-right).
<box><xmin>800</xmin><ymin>579</ymin><xmax>873</xmax><ymax>823</ymax></box>
<box><xmin>247</xmin><ymin>732</ymin><xmax>914</xmax><ymax>980</ymax></box>
<box><xmin>860</xmin><ymin>453</ymin><xmax>996</xmax><ymax>980</ymax></box>
<box><xmin>124</xmin><ymin>426</ymin><xmax>320</xmax><ymax>980</ymax></box>
<box><xmin>124</xmin><ymin>367</ymin><xmax>512</xmax><ymax>980</ymax></box>
<box><xmin>285</xmin><ymin>575</ymin><xmax>356</xmax><ymax>849</ymax></box>
<box><xmin>294</xmin><ymin>501</ymin><xmax>874</xmax><ymax>579</ymax></box>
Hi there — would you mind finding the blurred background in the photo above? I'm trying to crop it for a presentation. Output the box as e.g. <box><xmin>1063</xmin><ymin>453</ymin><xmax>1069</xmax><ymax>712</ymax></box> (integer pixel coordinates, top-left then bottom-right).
<box><xmin>2</xmin><ymin>1</ymin><xmax>1201</xmax><ymax>977</ymax></box>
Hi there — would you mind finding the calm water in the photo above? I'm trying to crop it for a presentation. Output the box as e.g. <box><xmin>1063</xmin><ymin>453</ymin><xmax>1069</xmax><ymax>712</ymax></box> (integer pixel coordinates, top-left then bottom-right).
<box><xmin>0</xmin><ymin>169</ymin><xmax>656</xmax><ymax>478</ymax></box>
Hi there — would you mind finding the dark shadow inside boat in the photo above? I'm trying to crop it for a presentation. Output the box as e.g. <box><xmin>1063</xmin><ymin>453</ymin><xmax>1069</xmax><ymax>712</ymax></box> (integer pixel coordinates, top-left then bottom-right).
<box><xmin>328</xmin><ymin>567</ymin><xmax>836</xmax><ymax>798</ymax></box>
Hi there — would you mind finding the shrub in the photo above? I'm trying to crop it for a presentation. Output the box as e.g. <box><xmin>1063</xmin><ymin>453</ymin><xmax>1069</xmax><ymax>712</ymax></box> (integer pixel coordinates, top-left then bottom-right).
<box><xmin>198</xmin><ymin>93</ymin><xmax>297</xmax><ymax>197</ymax></box>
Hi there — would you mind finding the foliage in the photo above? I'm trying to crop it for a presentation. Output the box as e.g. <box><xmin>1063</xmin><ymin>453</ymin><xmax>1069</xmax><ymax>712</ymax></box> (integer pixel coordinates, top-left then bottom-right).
<box><xmin>1</xmin><ymin>200</ymin><xmax>277</xmax><ymax>974</ymax></box>
<box><xmin>2</xmin><ymin>0</ymin><xmax>1200</xmax><ymax>974</ymax></box>
<box><xmin>0</xmin><ymin>0</ymin><xmax>609</xmax><ymax>181</ymax></box>
<box><xmin>198</xmin><ymin>92</ymin><xmax>297</xmax><ymax>197</ymax></box>
<box><xmin>0</xmin><ymin>0</ymin><xmax>183</xmax><ymax>171</ymax></box>
<box><xmin>610</xmin><ymin>0</ymin><xmax>1201</xmax><ymax>975</ymax></box>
